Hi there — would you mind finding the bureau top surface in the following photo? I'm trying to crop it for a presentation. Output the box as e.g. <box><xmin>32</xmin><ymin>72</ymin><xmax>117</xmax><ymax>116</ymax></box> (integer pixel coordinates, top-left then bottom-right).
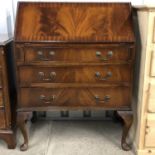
<box><xmin>15</xmin><ymin>2</ymin><xmax>135</xmax><ymax>43</ymax></box>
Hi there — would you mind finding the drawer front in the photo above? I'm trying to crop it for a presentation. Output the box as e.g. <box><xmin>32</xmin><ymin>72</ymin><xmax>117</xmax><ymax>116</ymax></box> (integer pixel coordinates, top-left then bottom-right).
<box><xmin>148</xmin><ymin>83</ymin><xmax>155</xmax><ymax>112</ymax></box>
<box><xmin>23</xmin><ymin>47</ymin><xmax>131</xmax><ymax>63</ymax></box>
<box><xmin>19</xmin><ymin>87</ymin><xmax>131</xmax><ymax>108</ymax></box>
<box><xmin>150</xmin><ymin>51</ymin><xmax>155</xmax><ymax>77</ymax></box>
<box><xmin>0</xmin><ymin>110</ymin><xmax>6</xmax><ymax>129</ymax></box>
<box><xmin>19</xmin><ymin>65</ymin><xmax>132</xmax><ymax>85</ymax></box>
<box><xmin>145</xmin><ymin>114</ymin><xmax>155</xmax><ymax>147</ymax></box>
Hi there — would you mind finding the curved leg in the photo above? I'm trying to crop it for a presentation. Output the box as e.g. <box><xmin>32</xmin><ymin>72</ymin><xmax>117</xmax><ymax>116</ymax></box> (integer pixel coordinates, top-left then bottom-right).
<box><xmin>0</xmin><ymin>131</ymin><xmax>16</xmax><ymax>149</ymax></box>
<box><xmin>117</xmin><ymin>111</ymin><xmax>133</xmax><ymax>151</ymax></box>
<box><xmin>17</xmin><ymin>112</ymin><xmax>32</xmax><ymax>151</ymax></box>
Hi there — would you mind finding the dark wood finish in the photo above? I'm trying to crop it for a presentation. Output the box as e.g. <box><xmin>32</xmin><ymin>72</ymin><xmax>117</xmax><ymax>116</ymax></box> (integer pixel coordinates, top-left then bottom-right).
<box><xmin>19</xmin><ymin>65</ymin><xmax>132</xmax><ymax>85</ymax></box>
<box><xmin>0</xmin><ymin>56</ymin><xmax>2</xmax><ymax>66</ymax></box>
<box><xmin>16</xmin><ymin>45</ymin><xmax>132</xmax><ymax>63</ymax></box>
<box><xmin>0</xmin><ymin>72</ymin><xmax>3</xmax><ymax>88</ymax></box>
<box><xmin>19</xmin><ymin>87</ymin><xmax>131</xmax><ymax>108</ymax></box>
<box><xmin>0</xmin><ymin>90</ymin><xmax>4</xmax><ymax>107</ymax></box>
<box><xmin>0</xmin><ymin>130</ymin><xmax>16</xmax><ymax>149</ymax></box>
<box><xmin>14</xmin><ymin>2</ymin><xmax>135</xmax><ymax>151</ymax></box>
<box><xmin>117</xmin><ymin>111</ymin><xmax>133</xmax><ymax>151</ymax></box>
<box><xmin>0</xmin><ymin>35</ymin><xmax>16</xmax><ymax>149</ymax></box>
<box><xmin>0</xmin><ymin>110</ymin><xmax>6</xmax><ymax>128</ymax></box>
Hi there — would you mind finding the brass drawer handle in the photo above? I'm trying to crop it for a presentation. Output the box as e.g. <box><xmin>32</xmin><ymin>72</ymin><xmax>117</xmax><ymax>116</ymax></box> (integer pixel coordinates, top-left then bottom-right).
<box><xmin>37</xmin><ymin>51</ymin><xmax>49</xmax><ymax>61</ymax></box>
<box><xmin>94</xmin><ymin>95</ymin><xmax>111</xmax><ymax>103</ymax></box>
<box><xmin>40</xmin><ymin>94</ymin><xmax>56</xmax><ymax>104</ymax></box>
<box><xmin>49</xmin><ymin>51</ymin><xmax>55</xmax><ymax>56</ymax></box>
<box><xmin>38</xmin><ymin>71</ymin><xmax>56</xmax><ymax>81</ymax></box>
<box><xmin>37</xmin><ymin>51</ymin><xmax>55</xmax><ymax>61</ymax></box>
<box><xmin>96</xmin><ymin>51</ymin><xmax>113</xmax><ymax>61</ymax></box>
<box><xmin>95</xmin><ymin>71</ymin><xmax>112</xmax><ymax>80</ymax></box>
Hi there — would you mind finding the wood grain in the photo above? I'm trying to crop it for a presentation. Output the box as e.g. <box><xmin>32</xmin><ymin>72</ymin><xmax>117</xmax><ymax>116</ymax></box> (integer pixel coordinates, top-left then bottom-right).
<box><xmin>19</xmin><ymin>65</ymin><xmax>132</xmax><ymax>85</ymax></box>
<box><xmin>21</xmin><ymin>46</ymin><xmax>131</xmax><ymax>63</ymax></box>
<box><xmin>15</xmin><ymin>2</ymin><xmax>135</xmax><ymax>43</ymax></box>
<box><xmin>0</xmin><ymin>130</ymin><xmax>16</xmax><ymax>149</ymax></box>
<box><xmin>14</xmin><ymin>2</ymin><xmax>135</xmax><ymax>151</ymax></box>
<box><xmin>0</xmin><ymin>71</ymin><xmax>3</xmax><ymax>88</ymax></box>
<box><xmin>0</xmin><ymin>110</ymin><xmax>6</xmax><ymax>128</ymax></box>
<box><xmin>0</xmin><ymin>90</ymin><xmax>3</xmax><ymax>107</ymax></box>
<box><xmin>19</xmin><ymin>87</ymin><xmax>131</xmax><ymax>108</ymax></box>
<box><xmin>0</xmin><ymin>39</ymin><xmax>16</xmax><ymax>149</ymax></box>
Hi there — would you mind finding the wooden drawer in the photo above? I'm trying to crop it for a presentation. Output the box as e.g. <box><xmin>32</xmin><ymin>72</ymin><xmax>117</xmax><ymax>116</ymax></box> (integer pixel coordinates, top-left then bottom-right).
<box><xmin>20</xmin><ymin>46</ymin><xmax>131</xmax><ymax>63</ymax></box>
<box><xmin>148</xmin><ymin>83</ymin><xmax>155</xmax><ymax>112</ymax></box>
<box><xmin>145</xmin><ymin>114</ymin><xmax>155</xmax><ymax>147</ymax></box>
<box><xmin>19</xmin><ymin>87</ymin><xmax>131</xmax><ymax>108</ymax></box>
<box><xmin>150</xmin><ymin>51</ymin><xmax>155</xmax><ymax>77</ymax></box>
<box><xmin>19</xmin><ymin>65</ymin><xmax>132</xmax><ymax>85</ymax></box>
<box><xmin>0</xmin><ymin>110</ymin><xmax>6</xmax><ymax>129</ymax></box>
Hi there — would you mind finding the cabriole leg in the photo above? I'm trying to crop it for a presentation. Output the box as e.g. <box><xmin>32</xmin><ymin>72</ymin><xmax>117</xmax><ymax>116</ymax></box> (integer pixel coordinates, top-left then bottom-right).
<box><xmin>17</xmin><ymin>112</ymin><xmax>32</xmax><ymax>151</ymax></box>
<box><xmin>117</xmin><ymin>111</ymin><xmax>133</xmax><ymax>151</ymax></box>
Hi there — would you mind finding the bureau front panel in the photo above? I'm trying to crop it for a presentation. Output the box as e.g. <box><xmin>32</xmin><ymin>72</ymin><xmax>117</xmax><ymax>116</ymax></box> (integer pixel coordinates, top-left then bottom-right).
<box><xmin>22</xmin><ymin>47</ymin><xmax>131</xmax><ymax>63</ymax></box>
<box><xmin>19</xmin><ymin>87</ymin><xmax>131</xmax><ymax>108</ymax></box>
<box><xmin>0</xmin><ymin>110</ymin><xmax>6</xmax><ymax>129</ymax></box>
<box><xmin>15</xmin><ymin>3</ymin><xmax>135</xmax><ymax>43</ymax></box>
<box><xmin>19</xmin><ymin>65</ymin><xmax>132</xmax><ymax>85</ymax></box>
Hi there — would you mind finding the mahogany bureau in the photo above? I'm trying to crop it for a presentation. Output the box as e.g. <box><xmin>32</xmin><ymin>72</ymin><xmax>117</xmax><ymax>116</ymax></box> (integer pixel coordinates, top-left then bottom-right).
<box><xmin>0</xmin><ymin>35</ymin><xmax>16</xmax><ymax>149</ymax></box>
<box><xmin>14</xmin><ymin>2</ymin><xmax>136</xmax><ymax>151</ymax></box>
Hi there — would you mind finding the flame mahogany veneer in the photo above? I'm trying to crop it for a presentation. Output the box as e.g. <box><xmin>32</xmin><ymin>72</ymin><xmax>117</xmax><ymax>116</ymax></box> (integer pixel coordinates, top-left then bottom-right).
<box><xmin>14</xmin><ymin>2</ymin><xmax>136</xmax><ymax>151</ymax></box>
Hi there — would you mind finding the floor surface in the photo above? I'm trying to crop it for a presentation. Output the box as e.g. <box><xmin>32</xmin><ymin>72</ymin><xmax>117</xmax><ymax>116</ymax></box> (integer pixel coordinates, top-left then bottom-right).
<box><xmin>0</xmin><ymin>120</ymin><xmax>134</xmax><ymax>155</ymax></box>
